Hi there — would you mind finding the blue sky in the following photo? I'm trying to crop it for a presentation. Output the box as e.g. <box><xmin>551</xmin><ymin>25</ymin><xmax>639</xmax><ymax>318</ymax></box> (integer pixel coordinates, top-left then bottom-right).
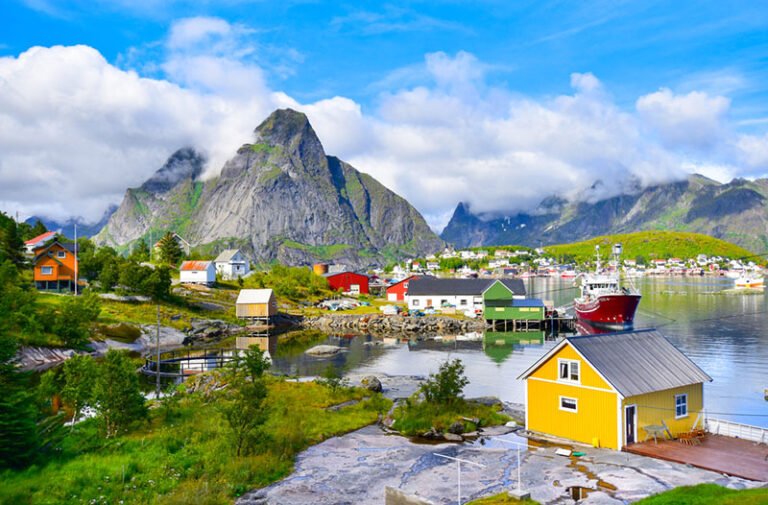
<box><xmin>1</xmin><ymin>1</ymin><xmax>768</xmax><ymax>228</ymax></box>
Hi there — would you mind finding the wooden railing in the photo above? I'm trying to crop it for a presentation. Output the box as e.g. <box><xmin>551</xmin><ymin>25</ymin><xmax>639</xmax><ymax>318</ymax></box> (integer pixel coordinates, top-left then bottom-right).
<box><xmin>705</xmin><ymin>417</ymin><xmax>768</xmax><ymax>444</ymax></box>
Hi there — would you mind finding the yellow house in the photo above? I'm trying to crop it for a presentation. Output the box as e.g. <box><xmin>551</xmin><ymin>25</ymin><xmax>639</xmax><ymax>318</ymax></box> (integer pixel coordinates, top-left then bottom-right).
<box><xmin>518</xmin><ymin>329</ymin><xmax>712</xmax><ymax>450</ymax></box>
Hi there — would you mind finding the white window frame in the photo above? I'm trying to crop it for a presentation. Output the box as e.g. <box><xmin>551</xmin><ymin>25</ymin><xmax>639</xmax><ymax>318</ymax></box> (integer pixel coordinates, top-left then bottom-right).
<box><xmin>412</xmin><ymin>299</ymin><xmax>420</xmax><ymax>307</ymax></box>
<box><xmin>41</xmin><ymin>266</ymin><xmax>53</xmax><ymax>275</ymax></box>
<box><xmin>557</xmin><ymin>359</ymin><xmax>580</xmax><ymax>383</ymax></box>
<box><xmin>559</xmin><ymin>396</ymin><xmax>578</xmax><ymax>413</ymax></box>
<box><xmin>675</xmin><ymin>393</ymin><xmax>688</xmax><ymax>419</ymax></box>
<box><xmin>57</xmin><ymin>251</ymin><xmax>66</xmax><ymax>258</ymax></box>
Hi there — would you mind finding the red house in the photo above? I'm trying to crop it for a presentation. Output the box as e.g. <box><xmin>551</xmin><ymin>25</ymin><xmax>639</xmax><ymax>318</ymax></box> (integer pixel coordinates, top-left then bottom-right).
<box><xmin>324</xmin><ymin>272</ymin><xmax>369</xmax><ymax>295</ymax></box>
<box><xmin>386</xmin><ymin>275</ymin><xmax>422</xmax><ymax>302</ymax></box>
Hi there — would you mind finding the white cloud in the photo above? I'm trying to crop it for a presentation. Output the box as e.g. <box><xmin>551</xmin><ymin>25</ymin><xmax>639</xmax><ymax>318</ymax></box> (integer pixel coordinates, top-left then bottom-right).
<box><xmin>636</xmin><ymin>88</ymin><xmax>731</xmax><ymax>149</ymax></box>
<box><xmin>0</xmin><ymin>26</ymin><xmax>766</xmax><ymax>231</ymax></box>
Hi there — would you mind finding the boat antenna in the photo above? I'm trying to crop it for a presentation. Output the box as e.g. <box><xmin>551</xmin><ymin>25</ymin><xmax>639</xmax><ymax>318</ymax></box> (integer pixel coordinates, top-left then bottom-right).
<box><xmin>595</xmin><ymin>245</ymin><xmax>601</xmax><ymax>272</ymax></box>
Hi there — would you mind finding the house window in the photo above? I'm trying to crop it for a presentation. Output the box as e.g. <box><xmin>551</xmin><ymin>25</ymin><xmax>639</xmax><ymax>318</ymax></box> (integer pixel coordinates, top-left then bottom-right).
<box><xmin>413</xmin><ymin>299</ymin><xmax>420</xmax><ymax>307</ymax></box>
<box><xmin>559</xmin><ymin>396</ymin><xmax>578</xmax><ymax>412</ymax></box>
<box><xmin>558</xmin><ymin>359</ymin><xmax>580</xmax><ymax>382</ymax></box>
<box><xmin>675</xmin><ymin>394</ymin><xmax>688</xmax><ymax>418</ymax></box>
<box><xmin>460</xmin><ymin>299</ymin><xmax>467</xmax><ymax>306</ymax></box>
<box><xmin>41</xmin><ymin>266</ymin><xmax>53</xmax><ymax>275</ymax></box>
<box><xmin>57</xmin><ymin>251</ymin><xmax>66</xmax><ymax>258</ymax></box>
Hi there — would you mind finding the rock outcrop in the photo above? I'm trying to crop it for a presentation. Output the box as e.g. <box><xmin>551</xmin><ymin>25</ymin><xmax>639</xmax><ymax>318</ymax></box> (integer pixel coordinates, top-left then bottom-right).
<box><xmin>303</xmin><ymin>314</ymin><xmax>486</xmax><ymax>335</ymax></box>
<box><xmin>96</xmin><ymin>109</ymin><xmax>443</xmax><ymax>267</ymax></box>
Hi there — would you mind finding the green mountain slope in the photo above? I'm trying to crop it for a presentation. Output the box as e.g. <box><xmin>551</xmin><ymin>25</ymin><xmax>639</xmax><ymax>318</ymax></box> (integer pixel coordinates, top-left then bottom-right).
<box><xmin>544</xmin><ymin>231</ymin><xmax>756</xmax><ymax>264</ymax></box>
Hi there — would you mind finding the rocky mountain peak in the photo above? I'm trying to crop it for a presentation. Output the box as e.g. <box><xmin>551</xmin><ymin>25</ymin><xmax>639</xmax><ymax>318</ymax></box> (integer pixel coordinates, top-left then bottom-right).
<box><xmin>253</xmin><ymin>108</ymin><xmax>320</xmax><ymax>151</ymax></box>
<box><xmin>141</xmin><ymin>147</ymin><xmax>205</xmax><ymax>193</ymax></box>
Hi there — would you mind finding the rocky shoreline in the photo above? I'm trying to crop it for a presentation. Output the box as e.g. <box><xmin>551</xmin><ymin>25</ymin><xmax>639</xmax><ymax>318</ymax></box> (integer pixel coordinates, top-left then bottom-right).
<box><xmin>302</xmin><ymin>314</ymin><xmax>486</xmax><ymax>336</ymax></box>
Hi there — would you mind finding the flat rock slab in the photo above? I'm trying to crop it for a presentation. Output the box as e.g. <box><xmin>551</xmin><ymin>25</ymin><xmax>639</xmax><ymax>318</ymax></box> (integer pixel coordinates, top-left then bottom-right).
<box><xmin>237</xmin><ymin>425</ymin><xmax>758</xmax><ymax>505</ymax></box>
<box><xmin>305</xmin><ymin>345</ymin><xmax>343</xmax><ymax>356</ymax></box>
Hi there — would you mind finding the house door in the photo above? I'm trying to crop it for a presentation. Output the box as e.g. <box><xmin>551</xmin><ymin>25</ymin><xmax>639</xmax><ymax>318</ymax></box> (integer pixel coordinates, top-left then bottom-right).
<box><xmin>427</xmin><ymin>299</ymin><xmax>433</xmax><ymax>308</ymax></box>
<box><xmin>625</xmin><ymin>405</ymin><xmax>637</xmax><ymax>445</ymax></box>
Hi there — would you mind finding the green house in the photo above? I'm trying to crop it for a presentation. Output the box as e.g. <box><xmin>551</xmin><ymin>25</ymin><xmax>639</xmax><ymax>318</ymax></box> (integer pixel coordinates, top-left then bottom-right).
<box><xmin>483</xmin><ymin>280</ymin><xmax>545</xmax><ymax>321</ymax></box>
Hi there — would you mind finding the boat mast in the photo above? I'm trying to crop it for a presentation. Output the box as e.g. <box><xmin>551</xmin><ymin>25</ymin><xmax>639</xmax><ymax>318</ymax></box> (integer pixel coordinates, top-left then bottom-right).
<box><xmin>594</xmin><ymin>245</ymin><xmax>601</xmax><ymax>273</ymax></box>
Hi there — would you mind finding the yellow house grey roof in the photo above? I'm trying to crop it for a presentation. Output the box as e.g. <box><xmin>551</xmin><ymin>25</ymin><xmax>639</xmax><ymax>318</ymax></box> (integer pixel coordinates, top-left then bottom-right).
<box><xmin>520</xmin><ymin>329</ymin><xmax>712</xmax><ymax>397</ymax></box>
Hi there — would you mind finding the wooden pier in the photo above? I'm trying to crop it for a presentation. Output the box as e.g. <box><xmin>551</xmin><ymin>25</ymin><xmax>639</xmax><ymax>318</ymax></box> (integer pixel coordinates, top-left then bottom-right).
<box><xmin>487</xmin><ymin>314</ymin><xmax>576</xmax><ymax>333</ymax></box>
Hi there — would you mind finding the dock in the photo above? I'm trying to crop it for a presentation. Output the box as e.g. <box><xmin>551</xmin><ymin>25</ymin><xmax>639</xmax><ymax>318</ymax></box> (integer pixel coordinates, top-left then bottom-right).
<box><xmin>625</xmin><ymin>434</ymin><xmax>768</xmax><ymax>482</ymax></box>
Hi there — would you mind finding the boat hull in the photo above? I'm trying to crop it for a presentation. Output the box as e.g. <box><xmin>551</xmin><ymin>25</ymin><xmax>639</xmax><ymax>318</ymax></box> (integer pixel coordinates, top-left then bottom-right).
<box><xmin>575</xmin><ymin>294</ymin><xmax>641</xmax><ymax>329</ymax></box>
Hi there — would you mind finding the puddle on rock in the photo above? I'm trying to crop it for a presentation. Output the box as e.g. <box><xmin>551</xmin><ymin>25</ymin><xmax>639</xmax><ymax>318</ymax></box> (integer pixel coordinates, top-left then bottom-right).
<box><xmin>567</xmin><ymin>486</ymin><xmax>592</xmax><ymax>501</ymax></box>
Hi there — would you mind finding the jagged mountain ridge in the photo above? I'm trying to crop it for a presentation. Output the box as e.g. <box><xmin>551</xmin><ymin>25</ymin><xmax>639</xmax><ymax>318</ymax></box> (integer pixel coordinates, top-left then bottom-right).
<box><xmin>95</xmin><ymin>109</ymin><xmax>443</xmax><ymax>266</ymax></box>
<box><xmin>26</xmin><ymin>205</ymin><xmax>117</xmax><ymax>239</ymax></box>
<box><xmin>441</xmin><ymin>174</ymin><xmax>768</xmax><ymax>252</ymax></box>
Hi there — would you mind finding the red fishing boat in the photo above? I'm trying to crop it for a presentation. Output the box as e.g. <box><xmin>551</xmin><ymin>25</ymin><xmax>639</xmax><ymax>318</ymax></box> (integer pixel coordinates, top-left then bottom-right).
<box><xmin>574</xmin><ymin>244</ymin><xmax>641</xmax><ymax>329</ymax></box>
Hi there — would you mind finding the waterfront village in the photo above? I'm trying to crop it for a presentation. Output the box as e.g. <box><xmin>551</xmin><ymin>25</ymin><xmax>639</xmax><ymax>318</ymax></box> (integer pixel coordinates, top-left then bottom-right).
<box><xmin>2</xmin><ymin>226</ymin><xmax>768</xmax><ymax>505</ymax></box>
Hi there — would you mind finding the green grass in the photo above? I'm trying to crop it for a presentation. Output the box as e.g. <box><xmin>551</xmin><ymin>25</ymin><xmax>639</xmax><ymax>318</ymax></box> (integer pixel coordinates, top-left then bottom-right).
<box><xmin>467</xmin><ymin>493</ymin><xmax>540</xmax><ymax>504</ymax></box>
<box><xmin>392</xmin><ymin>398</ymin><xmax>510</xmax><ymax>436</ymax></box>
<box><xmin>0</xmin><ymin>377</ymin><xmax>391</xmax><ymax>505</ymax></box>
<box><xmin>635</xmin><ymin>484</ymin><xmax>768</xmax><ymax>504</ymax></box>
<box><xmin>544</xmin><ymin>231</ymin><xmax>756</xmax><ymax>264</ymax></box>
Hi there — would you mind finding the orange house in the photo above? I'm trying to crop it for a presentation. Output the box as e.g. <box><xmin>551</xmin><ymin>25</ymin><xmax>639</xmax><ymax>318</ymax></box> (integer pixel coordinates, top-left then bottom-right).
<box><xmin>34</xmin><ymin>241</ymin><xmax>78</xmax><ymax>292</ymax></box>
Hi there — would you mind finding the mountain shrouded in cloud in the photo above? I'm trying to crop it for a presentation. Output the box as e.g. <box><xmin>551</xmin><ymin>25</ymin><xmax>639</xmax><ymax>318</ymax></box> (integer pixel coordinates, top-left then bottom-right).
<box><xmin>0</xmin><ymin>16</ymin><xmax>767</xmax><ymax>231</ymax></box>
<box><xmin>94</xmin><ymin>109</ymin><xmax>443</xmax><ymax>266</ymax></box>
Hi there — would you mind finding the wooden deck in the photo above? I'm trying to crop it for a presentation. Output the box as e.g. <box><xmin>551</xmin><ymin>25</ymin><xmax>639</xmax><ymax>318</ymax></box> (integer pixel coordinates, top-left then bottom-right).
<box><xmin>625</xmin><ymin>434</ymin><xmax>768</xmax><ymax>481</ymax></box>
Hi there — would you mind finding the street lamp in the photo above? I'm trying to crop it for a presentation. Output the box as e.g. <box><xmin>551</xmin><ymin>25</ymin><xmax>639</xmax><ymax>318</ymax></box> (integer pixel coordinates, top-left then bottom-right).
<box><xmin>432</xmin><ymin>453</ymin><xmax>485</xmax><ymax>505</ymax></box>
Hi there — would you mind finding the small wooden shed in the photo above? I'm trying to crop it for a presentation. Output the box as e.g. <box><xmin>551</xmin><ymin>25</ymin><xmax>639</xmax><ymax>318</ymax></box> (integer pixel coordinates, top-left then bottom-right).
<box><xmin>236</xmin><ymin>289</ymin><xmax>277</xmax><ymax>321</ymax></box>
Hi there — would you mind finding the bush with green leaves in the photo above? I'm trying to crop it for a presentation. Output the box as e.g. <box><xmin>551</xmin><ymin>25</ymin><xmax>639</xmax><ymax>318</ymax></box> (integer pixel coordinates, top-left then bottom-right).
<box><xmin>420</xmin><ymin>358</ymin><xmax>469</xmax><ymax>405</ymax></box>
<box><xmin>93</xmin><ymin>349</ymin><xmax>147</xmax><ymax>437</ymax></box>
<box><xmin>218</xmin><ymin>346</ymin><xmax>271</xmax><ymax>456</ymax></box>
<box><xmin>51</xmin><ymin>292</ymin><xmax>102</xmax><ymax>348</ymax></box>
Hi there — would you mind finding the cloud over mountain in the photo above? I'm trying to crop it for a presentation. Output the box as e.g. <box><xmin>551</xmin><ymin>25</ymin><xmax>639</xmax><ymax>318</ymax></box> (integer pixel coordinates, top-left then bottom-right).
<box><xmin>0</xmin><ymin>16</ymin><xmax>766</xmax><ymax>231</ymax></box>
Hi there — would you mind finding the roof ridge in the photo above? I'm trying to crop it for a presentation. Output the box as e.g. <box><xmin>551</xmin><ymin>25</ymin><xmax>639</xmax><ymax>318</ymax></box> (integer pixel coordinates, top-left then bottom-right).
<box><xmin>566</xmin><ymin>328</ymin><xmax>656</xmax><ymax>340</ymax></box>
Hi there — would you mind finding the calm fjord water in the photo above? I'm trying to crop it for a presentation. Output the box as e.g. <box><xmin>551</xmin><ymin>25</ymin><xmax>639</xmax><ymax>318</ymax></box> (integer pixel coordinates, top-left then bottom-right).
<box><xmin>270</xmin><ymin>277</ymin><xmax>768</xmax><ymax>427</ymax></box>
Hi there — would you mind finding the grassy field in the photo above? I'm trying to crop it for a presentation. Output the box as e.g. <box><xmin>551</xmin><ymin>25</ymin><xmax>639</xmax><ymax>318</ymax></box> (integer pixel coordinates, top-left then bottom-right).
<box><xmin>466</xmin><ymin>483</ymin><xmax>768</xmax><ymax>505</ymax></box>
<box><xmin>467</xmin><ymin>494</ymin><xmax>539</xmax><ymax>504</ymax></box>
<box><xmin>544</xmin><ymin>231</ymin><xmax>757</xmax><ymax>265</ymax></box>
<box><xmin>634</xmin><ymin>484</ymin><xmax>768</xmax><ymax>504</ymax></box>
<box><xmin>0</xmin><ymin>377</ymin><xmax>390</xmax><ymax>505</ymax></box>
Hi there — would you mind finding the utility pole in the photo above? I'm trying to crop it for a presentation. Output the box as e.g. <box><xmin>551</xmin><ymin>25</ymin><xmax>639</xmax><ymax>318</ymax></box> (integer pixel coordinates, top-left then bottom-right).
<box><xmin>74</xmin><ymin>223</ymin><xmax>78</xmax><ymax>296</ymax></box>
<box><xmin>156</xmin><ymin>304</ymin><xmax>161</xmax><ymax>399</ymax></box>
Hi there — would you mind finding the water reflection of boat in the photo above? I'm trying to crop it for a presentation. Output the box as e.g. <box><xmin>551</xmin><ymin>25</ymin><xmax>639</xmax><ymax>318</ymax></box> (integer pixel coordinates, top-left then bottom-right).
<box><xmin>734</xmin><ymin>276</ymin><xmax>765</xmax><ymax>289</ymax></box>
<box><xmin>574</xmin><ymin>319</ymin><xmax>612</xmax><ymax>335</ymax></box>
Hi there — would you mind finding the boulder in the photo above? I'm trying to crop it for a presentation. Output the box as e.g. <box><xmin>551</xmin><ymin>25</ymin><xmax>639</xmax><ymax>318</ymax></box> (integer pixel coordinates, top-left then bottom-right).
<box><xmin>361</xmin><ymin>375</ymin><xmax>383</xmax><ymax>393</ymax></box>
<box><xmin>443</xmin><ymin>433</ymin><xmax>463</xmax><ymax>443</ymax></box>
<box><xmin>448</xmin><ymin>421</ymin><xmax>465</xmax><ymax>435</ymax></box>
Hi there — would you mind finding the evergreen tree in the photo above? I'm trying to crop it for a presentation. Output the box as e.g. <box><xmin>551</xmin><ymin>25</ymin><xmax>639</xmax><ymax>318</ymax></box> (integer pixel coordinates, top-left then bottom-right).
<box><xmin>157</xmin><ymin>232</ymin><xmax>183</xmax><ymax>265</ymax></box>
<box><xmin>0</xmin><ymin>334</ymin><xmax>39</xmax><ymax>468</ymax></box>
<box><xmin>0</xmin><ymin>212</ymin><xmax>25</xmax><ymax>266</ymax></box>
<box><xmin>93</xmin><ymin>349</ymin><xmax>147</xmax><ymax>437</ymax></box>
<box><xmin>129</xmin><ymin>238</ymin><xmax>150</xmax><ymax>263</ymax></box>
<box><xmin>28</xmin><ymin>219</ymin><xmax>48</xmax><ymax>239</ymax></box>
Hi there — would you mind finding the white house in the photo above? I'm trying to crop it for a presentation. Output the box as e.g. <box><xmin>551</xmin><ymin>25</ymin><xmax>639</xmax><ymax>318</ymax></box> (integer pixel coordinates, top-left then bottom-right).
<box><xmin>214</xmin><ymin>249</ymin><xmax>250</xmax><ymax>280</ymax></box>
<box><xmin>24</xmin><ymin>231</ymin><xmax>57</xmax><ymax>254</ymax></box>
<box><xmin>406</xmin><ymin>278</ymin><xmax>526</xmax><ymax>311</ymax></box>
<box><xmin>180</xmin><ymin>260</ymin><xmax>216</xmax><ymax>285</ymax></box>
